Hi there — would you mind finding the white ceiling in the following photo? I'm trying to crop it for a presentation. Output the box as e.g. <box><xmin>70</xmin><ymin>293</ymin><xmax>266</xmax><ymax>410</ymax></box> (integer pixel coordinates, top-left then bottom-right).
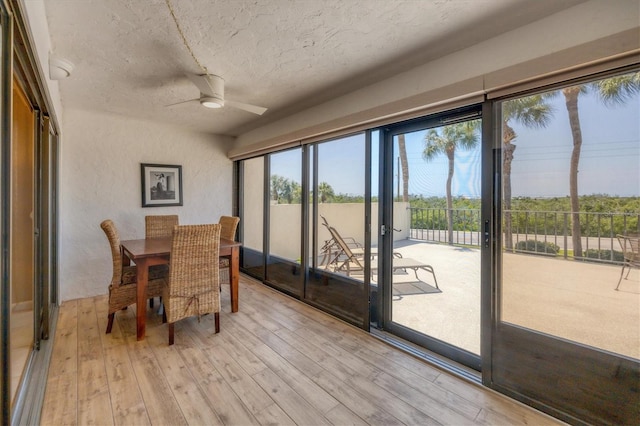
<box><xmin>42</xmin><ymin>0</ymin><xmax>586</xmax><ymax>137</ymax></box>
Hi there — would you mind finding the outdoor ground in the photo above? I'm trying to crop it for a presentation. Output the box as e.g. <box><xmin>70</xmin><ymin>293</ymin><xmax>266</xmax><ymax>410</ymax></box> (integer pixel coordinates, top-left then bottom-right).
<box><xmin>381</xmin><ymin>240</ymin><xmax>639</xmax><ymax>359</ymax></box>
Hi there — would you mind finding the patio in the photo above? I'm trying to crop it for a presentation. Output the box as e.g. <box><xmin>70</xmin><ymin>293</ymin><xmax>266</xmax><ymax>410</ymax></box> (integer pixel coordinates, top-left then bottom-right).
<box><xmin>374</xmin><ymin>240</ymin><xmax>639</xmax><ymax>359</ymax></box>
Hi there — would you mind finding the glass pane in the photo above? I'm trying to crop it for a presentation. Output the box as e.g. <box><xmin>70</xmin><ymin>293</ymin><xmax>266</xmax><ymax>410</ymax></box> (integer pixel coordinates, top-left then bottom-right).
<box><xmin>308</xmin><ymin>134</ymin><xmax>368</xmax><ymax>326</ymax></box>
<box><xmin>10</xmin><ymin>80</ymin><xmax>36</xmax><ymax>406</ymax></box>
<box><xmin>241</xmin><ymin>157</ymin><xmax>264</xmax><ymax>279</ymax></box>
<box><xmin>501</xmin><ymin>71</ymin><xmax>640</xmax><ymax>359</ymax></box>
<box><xmin>267</xmin><ymin>148</ymin><xmax>302</xmax><ymax>295</ymax></box>
<box><xmin>392</xmin><ymin>119</ymin><xmax>482</xmax><ymax>355</ymax></box>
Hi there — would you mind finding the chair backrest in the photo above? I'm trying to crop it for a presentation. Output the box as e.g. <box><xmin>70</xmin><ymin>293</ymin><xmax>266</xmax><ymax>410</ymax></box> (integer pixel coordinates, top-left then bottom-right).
<box><xmin>100</xmin><ymin>219</ymin><xmax>124</xmax><ymax>287</ymax></box>
<box><xmin>328</xmin><ymin>226</ymin><xmax>354</xmax><ymax>258</ymax></box>
<box><xmin>168</xmin><ymin>224</ymin><xmax>221</xmax><ymax>297</ymax></box>
<box><xmin>617</xmin><ymin>234</ymin><xmax>640</xmax><ymax>265</ymax></box>
<box><xmin>326</xmin><ymin>225</ymin><xmax>365</xmax><ymax>270</ymax></box>
<box><xmin>145</xmin><ymin>214</ymin><xmax>179</xmax><ymax>238</ymax></box>
<box><xmin>320</xmin><ymin>215</ymin><xmax>330</xmax><ymax>228</ymax></box>
<box><xmin>219</xmin><ymin>216</ymin><xmax>240</xmax><ymax>241</ymax></box>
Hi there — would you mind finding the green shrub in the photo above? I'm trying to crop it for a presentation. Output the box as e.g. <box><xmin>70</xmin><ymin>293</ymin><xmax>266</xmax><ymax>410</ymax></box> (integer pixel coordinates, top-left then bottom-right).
<box><xmin>515</xmin><ymin>240</ymin><xmax>559</xmax><ymax>255</ymax></box>
<box><xmin>581</xmin><ymin>249</ymin><xmax>624</xmax><ymax>263</ymax></box>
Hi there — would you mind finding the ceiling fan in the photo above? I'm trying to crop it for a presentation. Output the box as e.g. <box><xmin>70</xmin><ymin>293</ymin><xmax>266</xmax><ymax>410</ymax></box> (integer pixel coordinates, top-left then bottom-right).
<box><xmin>168</xmin><ymin>73</ymin><xmax>268</xmax><ymax>116</ymax></box>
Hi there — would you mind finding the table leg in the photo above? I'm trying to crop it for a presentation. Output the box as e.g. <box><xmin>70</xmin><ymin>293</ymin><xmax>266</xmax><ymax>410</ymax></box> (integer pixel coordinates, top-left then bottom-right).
<box><xmin>136</xmin><ymin>258</ymin><xmax>149</xmax><ymax>340</ymax></box>
<box><xmin>230</xmin><ymin>245</ymin><xmax>239</xmax><ymax>313</ymax></box>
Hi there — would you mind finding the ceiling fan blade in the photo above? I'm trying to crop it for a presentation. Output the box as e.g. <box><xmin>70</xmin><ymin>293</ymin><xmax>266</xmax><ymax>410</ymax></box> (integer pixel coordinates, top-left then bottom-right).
<box><xmin>225</xmin><ymin>99</ymin><xmax>268</xmax><ymax>115</ymax></box>
<box><xmin>185</xmin><ymin>73</ymin><xmax>215</xmax><ymax>97</ymax></box>
<box><xmin>182</xmin><ymin>73</ymin><xmax>266</xmax><ymax>114</ymax></box>
<box><xmin>165</xmin><ymin>98</ymin><xmax>199</xmax><ymax>107</ymax></box>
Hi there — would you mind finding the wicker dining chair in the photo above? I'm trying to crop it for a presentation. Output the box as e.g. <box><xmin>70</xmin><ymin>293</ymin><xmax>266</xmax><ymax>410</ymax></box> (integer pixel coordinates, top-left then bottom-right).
<box><xmin>145</xmin><ymin>214</ymin><xmax>179</xmax><ymax>238</ymax></box>
<box><xmin>162</xmin><ymin>224</ymin><xmax>222</xmax><ymax>345</ymax></box>
<box><xmin>101</xmin><ymin>219</ymin><xmax>167</xmax><ymax>334</ymax></box>
<box><xmin>143</xmin><ymin>214</ymin><xmax>178</xmax><ymax>308</ymax></box>
<box><xmin>218</xmin><ymin>216</ymin><xmax>240</xmax><ymax>287</ymax></box>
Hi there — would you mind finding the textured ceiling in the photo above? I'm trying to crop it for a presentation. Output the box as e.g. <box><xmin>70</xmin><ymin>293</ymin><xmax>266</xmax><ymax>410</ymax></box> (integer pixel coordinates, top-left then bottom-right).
<box><xmin>43</xmin><ymin>0</ymin><xmax>586</xmax><ymax>136</ymax></box>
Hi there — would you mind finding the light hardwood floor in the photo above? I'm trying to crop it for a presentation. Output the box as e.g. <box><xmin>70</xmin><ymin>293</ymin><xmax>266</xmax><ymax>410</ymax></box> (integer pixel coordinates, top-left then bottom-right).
<box><xmin>40</xmin><ymin>275</ymin><xmax>564</xmax><ymax>425</ymax></box>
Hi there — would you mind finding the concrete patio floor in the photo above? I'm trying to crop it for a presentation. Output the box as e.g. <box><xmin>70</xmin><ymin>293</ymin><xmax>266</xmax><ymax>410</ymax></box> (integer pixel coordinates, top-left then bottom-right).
<box><xmin>379</xmin><ymin>239</ymin><xmax>639</xmax><ymax>359</ymax></box>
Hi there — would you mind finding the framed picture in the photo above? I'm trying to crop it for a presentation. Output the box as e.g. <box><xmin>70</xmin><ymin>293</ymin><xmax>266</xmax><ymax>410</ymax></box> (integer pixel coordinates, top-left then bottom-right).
<box><xmin>141</xmin><ymin>163</ymin><xmax>183</xmax><ymax>207</ymax></box>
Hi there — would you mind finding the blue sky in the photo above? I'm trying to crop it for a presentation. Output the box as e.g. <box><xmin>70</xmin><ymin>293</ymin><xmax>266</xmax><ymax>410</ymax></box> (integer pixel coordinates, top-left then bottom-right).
<box><xmin>269</xmin><ymin>84</ymin><xmax>639</xmax><ymax>199</ymax></box>
<box><xmin>508</xmin><ymin>90</ymin><xmax>639</xmax><ymax>197</ymax></box>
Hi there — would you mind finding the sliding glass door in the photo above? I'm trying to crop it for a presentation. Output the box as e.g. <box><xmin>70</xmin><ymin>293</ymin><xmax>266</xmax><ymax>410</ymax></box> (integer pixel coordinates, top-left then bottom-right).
<box><xmin>306</xmin><ymin>134</ymin><xmax>370</xmax><ymax>328</ymax></box>
<box><xmin>266</xmin><ymin>148</ymin><xmax>303</xmax><ymax>296</ymax></box>
<box><xmin>379</xmin><ymin>107</ymin><xmax>484</xmax><ymax>370</ymax></box>
<box><xmin>240</xmin><ymin>156</ymin><xmax>265</xmax><ymax>280</ymax></box>
<box><xmin>239</xmin><ymin>135</ymin><xmax>373</xmax><ymax>328</ymax></box>
<box><xmin>10</xmin><ymin>76</ymin><xmax>36</xmax><ymax>407</ymax></box>
<box><xmin>490</xmin><ymin>69</ymin><xmax>640</xmax><ymax>424</ymax></box>
<box><xmin>0</xmin><ymin>4</ymin><xmax>10</xmax><ymax>421</ymax></box>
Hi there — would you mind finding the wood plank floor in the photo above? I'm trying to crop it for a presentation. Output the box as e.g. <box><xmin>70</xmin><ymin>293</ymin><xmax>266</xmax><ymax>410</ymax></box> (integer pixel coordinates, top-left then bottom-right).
<box><xmin>40</xmin><ymin>275</ymin><xmax>564</xmax><ymax>425</ymax></box>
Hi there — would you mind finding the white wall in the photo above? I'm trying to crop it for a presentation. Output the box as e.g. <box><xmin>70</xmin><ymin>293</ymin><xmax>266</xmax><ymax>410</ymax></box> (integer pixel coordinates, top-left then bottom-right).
<box><xmin>19</xmin><ymin>1</ymin><xmax>234</xmax><ymax>301</ymax></box>
<box><xmin>265</xmin><ymin>202</ymin><xmax>410</xmax><ymax>261</ymax></box>
<box><xmin>59</xmin><ymin>108</ymin><xmax>233</xmax><ymax>301</ymax></box>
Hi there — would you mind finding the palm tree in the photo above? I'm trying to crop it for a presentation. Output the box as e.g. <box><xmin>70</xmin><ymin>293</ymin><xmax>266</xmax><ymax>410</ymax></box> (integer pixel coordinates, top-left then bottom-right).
<box><xmin>270</xmin><ymin>174</ymin><xmax>287</xmax><ymax>203</ymax></box>
<box><xmin>270</xmin><ymin>175</ymin><xmax>298</xmax><ymax>204</ymax></box>
<box><xmin>502</xmin><ymin>94</ymin><xmax>556</xmax><ymax>249</ymax></box>
<box><xmin>290</xmin><ymin>181</ymin><xmax>301</xmax><ymax>204</ymax></box>
<box><xmin>398</xmin><ymin>134</ymin><xmax>409</xmax><ymax>202</ymax></box>
<box><xmin>562</xmin><ymin>72</ymin><xmax>640</xmax><ymax>258</ymax></box>
<box><xmin>423</xmin><ymin>120</ymin><xmax>480</xmax><ymax>244</ymax></box>
<box><xmin>318</xmin><ymin>182</ymin><xmax>334</xmax><ymax>203</ymax></box>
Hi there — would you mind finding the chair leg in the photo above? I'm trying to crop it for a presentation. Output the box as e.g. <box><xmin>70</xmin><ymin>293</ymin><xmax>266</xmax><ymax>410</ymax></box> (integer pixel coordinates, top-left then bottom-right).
<box><xmin>424</xmin><ymin>268</ymin><xmax>439</xmax><ymax>289</ymax></box>
<box><xmin>616</xmin><ymin>264</ymin><xmax>627</xmax><ymax>290</ymax></box>
<box><xmin>106</xmin><ymin>313</ymin><xmax>115</xmax><ymax>334</ymax></box>
<box><xmin>214</xmin><ymin>312</ymin><xmax>220</xmax><ymax>333</ymax></box>
<box><xmin>168</xmin><ymin>323</ymin><xmax>174</xmax><ymax>345</ymax></box>
<box><xmin>162</xmin><ymin>305</ymin><xmax>167</xmax><ymax>323</ymax></box>
<box><xmin>149</xmin><ymin>297</ymin><xmax>154</xmax><ymax>308</ymax></box>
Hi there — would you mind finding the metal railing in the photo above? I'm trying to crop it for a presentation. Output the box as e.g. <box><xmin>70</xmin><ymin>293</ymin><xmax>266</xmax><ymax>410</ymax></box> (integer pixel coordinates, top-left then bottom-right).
<box><xmin>409</xmin><ymin>207</ymin><xmax>482</xmax><ymax>246</ymax></box>
<box><xmin>409</xmin><ymin>207</ymin><xmax>640</xmax><ymax>264</ymax></box>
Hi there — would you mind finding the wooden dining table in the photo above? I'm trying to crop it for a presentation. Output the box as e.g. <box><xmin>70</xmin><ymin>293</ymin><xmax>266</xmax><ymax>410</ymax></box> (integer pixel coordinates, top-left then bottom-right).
<box><xmin>120</xmin><ymin>236</ymin><xmax>242</xmax><ymax>341</ymax></box>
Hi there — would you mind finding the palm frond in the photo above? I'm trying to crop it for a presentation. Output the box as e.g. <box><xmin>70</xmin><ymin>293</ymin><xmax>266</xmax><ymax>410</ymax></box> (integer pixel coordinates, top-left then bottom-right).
<box><xmin>504</xmin><ymin>93</ymin><xmax>556</xmax><ymax>128</ymax></box>
<box><xmin>592</xmin><ymin>72</ymin><xmax>640</xmax><ymax>107</ymax></box>
<box><xmin>422</xmin><ymin>121</ymin><xmax>479</xmax><ymax>161</ymax></box>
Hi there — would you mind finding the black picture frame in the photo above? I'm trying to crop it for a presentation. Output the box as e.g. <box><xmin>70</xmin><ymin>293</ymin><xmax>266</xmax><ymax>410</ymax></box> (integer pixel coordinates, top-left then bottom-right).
<box><xmin>141</xmin><ymin>163</ymin><xmax>183</xmax><ymax>207</ymax></box>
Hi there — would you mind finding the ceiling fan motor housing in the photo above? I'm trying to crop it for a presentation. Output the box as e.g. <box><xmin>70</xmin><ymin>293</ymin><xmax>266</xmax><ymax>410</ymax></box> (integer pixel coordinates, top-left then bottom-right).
<box><xmin>204</xmin><ymin>74</ymin><xmax>224</xmax><ymax>99</ymax></box>
<box><xmin>199</xmin><ymin>75</ymin><xmax>225</xmax><ymax>108</ymax></box>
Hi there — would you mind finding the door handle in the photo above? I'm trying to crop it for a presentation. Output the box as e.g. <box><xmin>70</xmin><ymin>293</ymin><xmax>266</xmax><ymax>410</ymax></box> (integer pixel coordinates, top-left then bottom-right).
<box><xmin>484</xmin><ymin>220</ymin><xmax>490</xmax><ymax>248</ymax></box>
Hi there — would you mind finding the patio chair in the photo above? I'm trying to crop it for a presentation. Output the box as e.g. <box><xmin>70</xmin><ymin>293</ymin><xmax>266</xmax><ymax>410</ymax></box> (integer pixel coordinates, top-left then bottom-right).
<box><xmin>324</xmin><ymin>224</ymin><xmax>367</xmax><ymax>275</ymax></box>
<box><xmin>616</xmin><ymin>233</ymin><xmax>640</xmax><ymax>290</ymax></box>
<box><xmin>145</xmin><ymin>214</ymin><xmax>179</xmax><ymax>238</ymax></box>
<box><xmin>100</xmin><ymin>219</ymin><xmax>167</xmax><ymax>334</ymax></box>
<box><xmin>324</xmin><ymin>222</ymin><xmax>439</xmax><ymax>289</ymax></box>
<box><xmin>319</xmin><ymin>216</ymin><xmax>364</xmax><ymax>264</ymax></box>
<box><xmin>319</xmin><ymin>215</ymin><xmax>401</xmax><ymax>267</ymax></box>
<box><xmin>218</xmin><ymin>216</ymin><xmax>240</xmax><ymax>287</ymax></box>
<box><xmin>162</xmin><ymin>224</ymin><xmax>221</xmax><ymax>345</ymax></box>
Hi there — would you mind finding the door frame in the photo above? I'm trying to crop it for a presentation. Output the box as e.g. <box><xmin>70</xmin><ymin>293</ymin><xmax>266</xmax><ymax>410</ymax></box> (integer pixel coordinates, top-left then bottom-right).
<box><xmin>377</xmin><ymin>104</ymin><xmax>486</xmax><ymax>371</ymax></box>
<box><xmin>485</xmin><ymin>69</ymin><xmax>640</xmax><ymax>425</ymax></box>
